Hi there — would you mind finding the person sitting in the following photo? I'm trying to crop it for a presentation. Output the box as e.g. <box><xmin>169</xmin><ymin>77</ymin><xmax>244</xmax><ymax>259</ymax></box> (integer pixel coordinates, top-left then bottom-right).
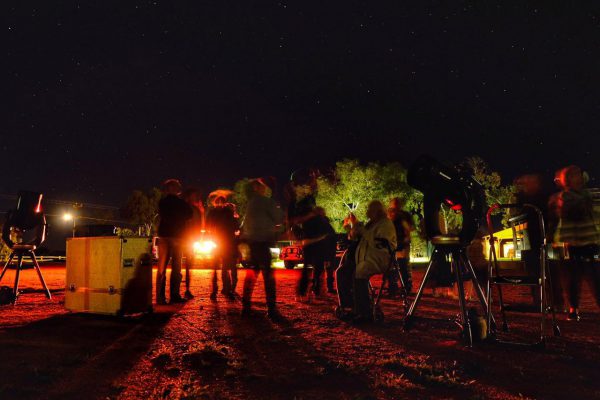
<box><xmin>336</xmin><ymin>201</ymin><xmax>397</xmax><ymax>323</ymax></box>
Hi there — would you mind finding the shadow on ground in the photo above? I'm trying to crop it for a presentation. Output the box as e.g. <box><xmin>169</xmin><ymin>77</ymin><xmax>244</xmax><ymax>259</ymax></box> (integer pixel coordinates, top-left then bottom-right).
<box><xmin>0</xmin><ymin>311</ymin><xmax>172</xmax><ymax>400</ymax></box>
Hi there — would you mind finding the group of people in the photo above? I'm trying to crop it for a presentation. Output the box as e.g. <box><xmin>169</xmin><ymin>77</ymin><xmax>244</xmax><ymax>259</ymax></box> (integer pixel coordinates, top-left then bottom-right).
<box><xmin>284</xmin><ymin>171</ymin><xmax>415</xmax><ymax>323</ymax></box>
<box><xmin>155</xmin><ymin>178</ymin><xmax>284</xmax><ymax>319</ymax></box>
<box><xmin>154</xmin><ymin>163</ymin><xmax>600</xmax><ymax>325</ymax></box>
<box><xmin>153</xmin><ymin>173</ymin><xmax>414</xmax><ymax>323</ymax></box>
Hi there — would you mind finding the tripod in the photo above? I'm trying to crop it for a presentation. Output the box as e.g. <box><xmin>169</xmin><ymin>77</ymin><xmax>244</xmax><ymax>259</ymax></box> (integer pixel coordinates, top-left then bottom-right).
<box><xmin>404</xmin><ymin>236</ymin><xmax>491</xmax><ymax>346</ymax></box>
<box><xmin>0</xmin><ymin>245</ymin><xmax>52</xmax><ymax>304</ymax></box>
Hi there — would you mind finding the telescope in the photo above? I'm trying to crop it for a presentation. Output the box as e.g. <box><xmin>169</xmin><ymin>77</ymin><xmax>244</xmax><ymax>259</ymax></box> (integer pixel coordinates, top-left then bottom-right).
<box><xmin>405</xmin><ymin>156</ymin><xmax>491</xmax><ymax>346</ymax></box>
<box><xmin>407</xmin><ymin>155</ymin><xmax>486</xmax><ymax>245</ymax></box>
<box><xmin>0</xmin><ymin>191</ymin><xmax>52</xmax><ymax>304</ymax></box>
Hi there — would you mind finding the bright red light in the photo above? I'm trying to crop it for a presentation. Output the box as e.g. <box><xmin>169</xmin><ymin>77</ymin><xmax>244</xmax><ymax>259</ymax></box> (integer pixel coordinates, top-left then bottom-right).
<box><xmin>444</xmin><ymin>198</ymin><xmax>462</xmax><ymax>211</ymax></box>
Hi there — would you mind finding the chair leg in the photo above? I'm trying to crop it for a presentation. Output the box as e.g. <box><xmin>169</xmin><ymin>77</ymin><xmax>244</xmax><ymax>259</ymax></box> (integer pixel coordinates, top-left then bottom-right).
<box><xmin>13</xmin><ymin>254</ymin><xmax>24</xmax><ymax>304</ymax></box>
<box><xmin>30</xmin><ymin>251</ymin><xmax>52</xmax><ymax>299</ymax></box>
<box><xmin>0</xmin><ymin>252</ymin><xmax>16</xmax><ymax>283</ymax></box>
<box><xmin>496</xmin><ymin>283</ymin><xmax>509</xmax><ymax>331</ymax></box>
<box><xmin>543</xmin><ymin>256</ymin><xmax>560</xmax><ymax>337</ymax></box>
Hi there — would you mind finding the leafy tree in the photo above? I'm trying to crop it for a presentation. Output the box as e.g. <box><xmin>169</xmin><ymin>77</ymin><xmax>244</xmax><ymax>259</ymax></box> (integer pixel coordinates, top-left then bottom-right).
<box><xmin>315</xmin><ymin>159</ymin><xmax>421</xmax><ymax>231</ymax></box>
<box><xmin>121</xmin><ymin>187</ymin><xmax>162</xmax><ymax>236</ymax></box>
<box><xmin>232</xmin><ymin>178</ymin><xmax>252</xmax><ymax>218</ymax></box>
<box><xmin>465</xmin><ymin>156</ymin><xmax>514</xmax><ymax>227</ymax></box>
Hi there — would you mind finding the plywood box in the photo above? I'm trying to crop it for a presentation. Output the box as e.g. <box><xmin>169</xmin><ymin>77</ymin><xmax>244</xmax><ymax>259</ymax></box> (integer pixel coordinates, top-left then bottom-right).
<box><xmin>65</xmin><ymin>237</ymin><xmax>153</xmax><ymax>315</ymax></box>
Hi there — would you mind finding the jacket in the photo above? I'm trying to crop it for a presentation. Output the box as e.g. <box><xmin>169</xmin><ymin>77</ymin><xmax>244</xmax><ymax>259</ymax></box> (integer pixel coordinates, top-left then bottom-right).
<box><xmin>241</xmin><ymin>195</ymin><xmax>283</xmax><ymax>243</ymax></box>
<box><xmin>158</xmin><ymin>195</ymin><xmax>193</xmax><ymax>238</ymax></box>
<box><xmin>555</xmin><ymin>189</ymin><xmax>600</xmax><ymax>247</ymax></box>
<box><xmin>355</xmin><ymin>217</ymin><xmax>397</xmax><ymax>279</ymax></box>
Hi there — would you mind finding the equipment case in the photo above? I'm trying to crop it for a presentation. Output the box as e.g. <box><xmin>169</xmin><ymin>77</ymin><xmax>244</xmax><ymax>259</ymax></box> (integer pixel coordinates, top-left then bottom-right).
<box><xmin>65</xmin><ymin>237</ymin><xmax>153</xmax><ymax>315</ymax></box>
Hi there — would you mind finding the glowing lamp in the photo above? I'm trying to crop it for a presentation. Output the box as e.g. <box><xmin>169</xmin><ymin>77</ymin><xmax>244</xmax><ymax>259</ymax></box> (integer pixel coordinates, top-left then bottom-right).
<box><xmin>193</xmin><ymin>240</ymin><xmax>217</xmax><ymax>255</ymax></box>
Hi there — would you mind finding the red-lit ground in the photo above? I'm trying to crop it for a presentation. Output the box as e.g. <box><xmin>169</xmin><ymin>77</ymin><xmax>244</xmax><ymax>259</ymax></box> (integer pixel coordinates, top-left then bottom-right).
<box><xmin>1</xmin><ymin>265</ymin><xmax>599</xmax><ymax>399</ymax></box>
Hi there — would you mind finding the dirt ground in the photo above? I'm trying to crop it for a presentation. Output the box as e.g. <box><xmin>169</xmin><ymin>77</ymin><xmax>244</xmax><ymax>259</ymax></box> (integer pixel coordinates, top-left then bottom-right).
<box><xmin>1</xmin><ymin>265</ymin><xmax>599</xmax><ymax>400</ymax></box>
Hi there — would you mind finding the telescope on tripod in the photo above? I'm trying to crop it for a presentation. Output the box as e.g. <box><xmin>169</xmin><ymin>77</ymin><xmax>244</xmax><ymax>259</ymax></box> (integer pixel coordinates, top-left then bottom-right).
<box><xmin>0</xmin><ymin>191</ymin><xmax>52</xmax><ymax>304</ymax></box>
<box><xmin>404</xmin><ymin>155</ymin><xmax>492</xmax><ymax>345</ymax></box>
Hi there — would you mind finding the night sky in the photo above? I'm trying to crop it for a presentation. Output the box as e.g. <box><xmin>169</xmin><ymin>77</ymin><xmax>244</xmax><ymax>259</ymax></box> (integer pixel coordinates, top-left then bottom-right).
<box><xmin>5</xmin><ymin>2</ymin><xmax>600</xmax><ymax>207</ymax></box>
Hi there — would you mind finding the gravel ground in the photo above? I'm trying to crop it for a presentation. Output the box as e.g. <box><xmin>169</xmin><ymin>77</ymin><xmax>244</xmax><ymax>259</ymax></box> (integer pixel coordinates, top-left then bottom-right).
<box><xmin>1</xmin><ymin>265</ymin><xmax>599</xmax><ymax>399</ymax></box>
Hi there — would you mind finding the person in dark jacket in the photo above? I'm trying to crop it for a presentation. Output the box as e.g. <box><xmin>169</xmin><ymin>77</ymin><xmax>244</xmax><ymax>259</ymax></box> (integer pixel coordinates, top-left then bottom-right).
<box><xmin>287</xmin><ymin>178</ymin><xmax>336</xmax><ymax>298</ymax></box>
<box><xmin>299</xmin><ymin>207</ymin><xmax>337</xmax><ymax>297</ymax></box>
<box><xmin>206</xmin><ymin>195</ymin><xmax>240</xmax><ymax>300</ymax></box>
<box><xmin>156</xmin><ymin>179</ymin><xmax>193</xmax><ymax>305</ymax></box>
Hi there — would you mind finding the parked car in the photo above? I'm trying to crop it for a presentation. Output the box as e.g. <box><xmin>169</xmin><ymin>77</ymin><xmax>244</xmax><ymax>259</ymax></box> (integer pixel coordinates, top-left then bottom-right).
<box><xmin>279</xmin><ymin>244</ymin><xmax>303</xmax><ymax>269</ymax></box>
<box><xmin>279</xmin><ymin>234</ymin><xmax>349</xmax><ymax>270</ymax></box>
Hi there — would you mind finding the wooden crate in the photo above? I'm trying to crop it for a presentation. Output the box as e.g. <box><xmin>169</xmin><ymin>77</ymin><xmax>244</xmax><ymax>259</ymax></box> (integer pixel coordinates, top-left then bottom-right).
<box><xmin>65</xmin><ymin>237</ymin><xmax>153</xmax><ymax>315</ymax></box>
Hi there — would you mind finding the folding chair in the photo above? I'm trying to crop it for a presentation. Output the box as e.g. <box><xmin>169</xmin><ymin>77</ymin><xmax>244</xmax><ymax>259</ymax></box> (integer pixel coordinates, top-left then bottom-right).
<box><xmin>486</xmin><ymin>203</ymin><xmax>560</xmax><ymax>347</ymax></box>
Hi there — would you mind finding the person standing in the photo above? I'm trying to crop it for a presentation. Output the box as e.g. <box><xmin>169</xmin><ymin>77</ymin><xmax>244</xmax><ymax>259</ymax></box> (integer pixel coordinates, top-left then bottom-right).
<box><xmin>548</xmin><ymin>173</ymin><xmax>567</xmax><ymax>311</ymax></box>
<box><xmin>554</xmin><ymin>166</ymin><xmax>600</xmax><ymax>321</ymax></box>
<box><xmin>182</xmin><ymin>187</ymin><xmax>205</xmax><ymax>300</ymax></box>
<box><xmin>387</xmin><ymin>197</ymin><xmax>415</xmax><ymax>294</ymax></box>
<box><xmin>299</xmin><ymin>207</ymin><xmax>337</xmax><ymax>297</ymax></box>
<box><xmin>241</xmin><ymin>179</ymin><xmax>284</xmax><ymax>320</ymax></box>
<box><xmin>287</xmin><ymin>178</ymin><xmax>336</xmax><ymax>298</ymax></box>
<box><xmin>206</xmin><ymin>195</ymin><xmax>240</xmax><ymax>300</ymax></box>
<box><xmin>156</xmin><ymin>179</ymin><xmax>193</xmax><ymax>305</ymax></box>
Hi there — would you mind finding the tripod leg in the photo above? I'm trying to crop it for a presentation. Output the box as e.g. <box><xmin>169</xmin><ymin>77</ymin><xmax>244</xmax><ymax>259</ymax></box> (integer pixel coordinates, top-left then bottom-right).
<box><xmin>31</xmin><ymin>251</ymin><xmax>52</xmax><ymax>299</ymax></box>
<box><xmin>486</xmin><ymin>253</ymin><xmax>493</xmax><ymax>336</ymax></box>
<box><xmin>396</xmin><ymin>261</ymin><xmax>408</xmax><ymax>298</ymax></box>
<box><xmin>0</xmin><ymin>252</ymin><xmax>16</xmax><ymax>283</ymax></box>
<box><xmin>461</xmin><ymin>253</ymin><xmax>494</xmax><ymax>327</ymax></box>
<box><xmin>13</xmin><ymin>254</ymin><xmax>23</xmax><ymax>304</ymax></box>
<box><xmin>405</xmin><ymin>250</ymin><xmax>436</xmax><ymax>325</ymax></box>
<box><xmin>454</xmin><ymin>252</ymin><xmax>472</xmax><ymax>346</ymax></box>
